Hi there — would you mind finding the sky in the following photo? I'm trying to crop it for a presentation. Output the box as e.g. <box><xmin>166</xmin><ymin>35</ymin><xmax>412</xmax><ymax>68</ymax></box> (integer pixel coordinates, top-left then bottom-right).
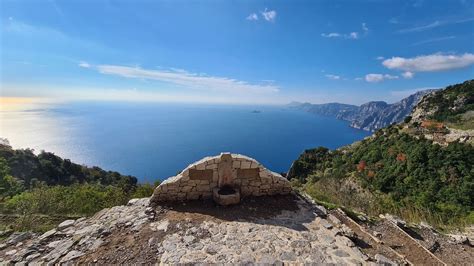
<box><xmin>1</xmin><ymin>0</ymin><xmax>473</xmax><ymax>105</ymax></box>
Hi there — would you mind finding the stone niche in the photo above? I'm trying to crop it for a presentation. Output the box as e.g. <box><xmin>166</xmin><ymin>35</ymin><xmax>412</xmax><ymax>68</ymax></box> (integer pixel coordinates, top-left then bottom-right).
<box><xmin>150</xmin><ymin>153</ymin><xmax>292</xmax><ymax>204</ymax></box>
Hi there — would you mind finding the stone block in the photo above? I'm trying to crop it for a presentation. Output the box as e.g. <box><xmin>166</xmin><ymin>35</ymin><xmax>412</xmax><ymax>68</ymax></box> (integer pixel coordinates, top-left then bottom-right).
<box><xmin>206</xmin><ymin>163</ymin><xmax>217</xmax><ymax>170</ymax></box>
<box><xmin>189</xmin><ymin>169</ymin><xmax>213</xmax><ymax>180</ymax></box>
<box><xmin>240</xmin><ymin>161</ymin><xmax>252</xmax><ymax>169</ymax></box>
<box><xmin>232</xmin><ymin>161</ymin><xmax>241</xmax><ymax>168</ymax></box>
<box><xmin>249</xmin><ymin>181</ymin><xmax>261</xmax><ymax>187</ymax></box>
<box><xmin>196</xmin><ymin>163</ymin><xmax>206</xmax><ymax>170</ymax></box>
<box><xmin>187</xmin><ymin>192</ymin><xmax>201</xmax><ymax>200</ymax></box>
<box><xmin>212</xmin><ymin>170</ymin><xmax>219</xmax><ymax>182</ymax></box>
<box><xmin>181</xmin><ymin>186</ymin><xmax>194</xmax><ymax>192</ymax></box>
<box><xmin>261</xmin><ymin>176</ymin><xmax>272</xmax><ymax>184</ymax></box>
<box><xmin>186</xmin><ymin>180</ymin><xmax>198</xmax><ymax>186</ymax></box>
<box><xmin>237</xmin><ymin>168</ymin><xmax>260</xmax><ymax>179</ymax></box>
<box><xmin>196</xmin><ymin>185</ymin><xmax>211</xmax><ymax>192</ymax></box>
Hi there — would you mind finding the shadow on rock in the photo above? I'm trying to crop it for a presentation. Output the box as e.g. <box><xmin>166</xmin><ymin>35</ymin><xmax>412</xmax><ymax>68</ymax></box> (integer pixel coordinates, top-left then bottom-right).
<box><xmin>153</xmin><ymin>194</ymin><xmax>317</xmax><ymax>231</ymax></box>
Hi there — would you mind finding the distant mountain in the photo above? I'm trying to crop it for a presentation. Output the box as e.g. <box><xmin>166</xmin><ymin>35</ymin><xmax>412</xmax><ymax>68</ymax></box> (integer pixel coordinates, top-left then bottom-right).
<box><xmin>290</xmin><ymin>89</ymin><xmax>436</xmax><ymax>131</ymax></box>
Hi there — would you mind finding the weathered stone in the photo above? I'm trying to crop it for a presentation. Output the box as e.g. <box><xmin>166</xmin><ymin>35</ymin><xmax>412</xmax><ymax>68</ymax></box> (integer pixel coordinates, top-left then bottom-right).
<box><xmin>189</xmin><ymin>169</ymin><xmax>213</xmax><ymax>180</ymax></box>
<box><xmin>5</xmin><ymin>249</ymin><xmax>17</xmax><ymax>256</ymax></box>
<box><xmin>60</xmin><ymin>250</ymin><xmax>85</xmax><ymax>263</ymax></box>
<box><xmin>58</xmin><ymin>219</ymin><xmax>76</xmax><ymax>231</ymax></box>
<box><xmin>375</xmin><ymin>254</ymin><xmax>396</xmax><ymax>265</ymax></box>
<box><xmin>150</xmin><ymin>153</ymin><xmax>292</xmax><ymax>204</ymax></box>
<box><xmin>7</xmin><ymin>232</ymin><xmax>32</xmax><ymax>245</ymax></box>
<box><xmin>181</xmin><ymin>186</ymin><xmax>194</xmax><ymax>192</ymax></box>
<box><xmin>333</xmin><ymin>249</ymin><xmax>350</xmax><ymax>257</ymax></box>
<box><xmin>38</xmin><ymin>229</ymin><xmax>56</xmax><ymax>242</ymax></box>
<box><xmin>240</xmin><ymin>161</ymin><xmax>252</xmax><ymax>169</ymax></box>
<box><xmin>320</xmin><ymin>220</ymin><xmax>333</xmax><ymax>229</ymax></box>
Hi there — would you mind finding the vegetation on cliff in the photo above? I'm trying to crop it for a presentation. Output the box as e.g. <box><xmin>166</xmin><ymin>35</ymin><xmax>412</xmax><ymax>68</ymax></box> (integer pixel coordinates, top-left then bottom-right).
<box><xmin>413</xmin><ymin>79</ymin><xmax>474</xmax><ymax>129</ymax></box>
<box><xmin>0</xmin><ymin>144</ymin><xmax>157</xmax><ymax>232</ymax></box>
<box><xmin>288</xmin><ymin>125</ymin><xmax>474</xmax><ymax>228</ymax></box>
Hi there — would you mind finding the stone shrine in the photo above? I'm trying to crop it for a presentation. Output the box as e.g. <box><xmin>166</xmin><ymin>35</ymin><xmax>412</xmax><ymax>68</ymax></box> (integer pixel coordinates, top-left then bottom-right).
<box><xmin>150</xmin><ymin>153</ymin><xmax>292</xmax><ymax>205</ymax></box>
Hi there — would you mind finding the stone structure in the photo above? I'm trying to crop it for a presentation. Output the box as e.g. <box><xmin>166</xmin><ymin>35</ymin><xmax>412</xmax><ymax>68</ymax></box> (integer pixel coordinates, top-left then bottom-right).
<box><xmin>150</xmin><ymin>153</ymin><xmax>292</xmax><ymax>204</ymax></box>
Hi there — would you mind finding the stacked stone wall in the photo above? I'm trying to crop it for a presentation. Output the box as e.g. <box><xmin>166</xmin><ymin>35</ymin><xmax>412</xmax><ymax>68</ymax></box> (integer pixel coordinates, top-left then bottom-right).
<box><xmin>150</xmin><ymin>153</ymin><xmax>292</xmax><ymax>203</ymax></box>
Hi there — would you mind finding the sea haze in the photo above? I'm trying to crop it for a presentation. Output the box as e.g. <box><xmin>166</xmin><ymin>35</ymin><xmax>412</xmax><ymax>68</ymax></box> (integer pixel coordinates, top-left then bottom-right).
<box><xmin>0</xmin><ymin>102</ymin><xmax>370</xmax><ymax>182</ymax></box>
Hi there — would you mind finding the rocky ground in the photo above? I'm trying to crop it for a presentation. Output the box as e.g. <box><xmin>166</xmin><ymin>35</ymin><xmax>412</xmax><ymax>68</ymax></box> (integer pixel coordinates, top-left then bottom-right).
<box><xmin>1</xmin><ymin>193</ymin><xmax>472</xmax><ymax>265</ymax></box>
<box><xmin>0</xmin><ymin>194</ymin><xmax>372</xmax><ymax>264</ymax></box>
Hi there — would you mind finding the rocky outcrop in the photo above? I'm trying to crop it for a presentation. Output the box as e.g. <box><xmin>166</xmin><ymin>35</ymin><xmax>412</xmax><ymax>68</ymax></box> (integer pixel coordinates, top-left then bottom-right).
<box><xmin>290</xmin><ymin>89</ymin><xmax>435</xmax><ymax>131</ymax></box>
<box><xmin>0</xmin><ymin>195</ymin><xmax>371</xmax><ymax>264</ymax></box>
<box><xmin>150</xmin><ymin>153</ymin><xmax>292</xmax><ymax>204</ymax></box>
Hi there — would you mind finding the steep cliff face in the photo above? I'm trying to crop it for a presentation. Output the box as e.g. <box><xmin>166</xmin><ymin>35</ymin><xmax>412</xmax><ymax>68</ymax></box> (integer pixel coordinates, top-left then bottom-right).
<box><xmin>291</xmin><ymin>89</ymin><xmax>435</xmax><ymax>131</ymax></box>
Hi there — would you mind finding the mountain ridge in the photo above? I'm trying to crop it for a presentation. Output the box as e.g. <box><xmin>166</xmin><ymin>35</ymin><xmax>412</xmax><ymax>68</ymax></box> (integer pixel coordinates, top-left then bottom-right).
<box><xmin>290</xmin><ymin>89</ymin><xmax>436</xmax><ymax>131</ymax></box>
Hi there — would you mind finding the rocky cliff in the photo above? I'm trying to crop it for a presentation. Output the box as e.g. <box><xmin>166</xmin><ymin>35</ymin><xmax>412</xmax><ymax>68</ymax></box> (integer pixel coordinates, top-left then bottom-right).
<box><xmin>291</xmin><ymin>89</ymin><xmax>435</xmax><ymax>131</ymax></box>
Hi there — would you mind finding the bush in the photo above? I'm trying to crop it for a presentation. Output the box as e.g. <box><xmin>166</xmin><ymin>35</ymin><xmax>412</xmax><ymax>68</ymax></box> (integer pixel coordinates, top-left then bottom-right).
<box><xmin>289</xmin><ymin>126</ymin><xmax>474</xmax><ymax>227</ymax></box>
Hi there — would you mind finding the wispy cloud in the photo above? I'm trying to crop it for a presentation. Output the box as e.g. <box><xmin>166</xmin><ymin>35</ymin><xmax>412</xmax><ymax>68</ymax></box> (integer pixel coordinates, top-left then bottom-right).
<box><xmin>397</xmin><ymin>17</ymin><xmax>474</xmax><ymax>33</ymax></box>
<box><xmin>321</xmin><ymin>23</ymin><xmax>368</xmax><ymax>40</ymax></box>
<box><xmin>401</xmin><ymin>71</ymin><xmax>414</xmax><ymax>79</ymax></box>
<box><xmin>411</xmin><ymin>36</ymin><xmax>455</xmax><ymax>46</ymax></box>
<box><xmin>365</xmin><ymin>73</ymin><xmax>399</xmax><ymax>83</ymax></box>
<box><xmin>325</xmin><ymin>74</ymin><xmax>341</xmax><ymax>80</ymax></box>
<box><xmin>261</xmin><ymin>8</ymin><xmax>277</xmax><ymax>22</ymax></box>
<box><xmin>246</xmin><ymin>13</ymin><xmax>258</xmax><ymax>21</ymax></box>
<box><xmin>86</xmin><ymin>64</ymin><xmax>279</xmax><ymax>94</ymax></box>
<box><xmin>321</xmin><ymin>33</ymin><xmax>341</xmax><ymax>38</ymax></box>
<box><xmin>389</xmin><ymin>18</ymin><xmax>399</xmax><ymax>24</ymax></box>
<box><xmin>382</xmin><ymin>53</ymin><xmax>474</xmax><ymax>72</ymax></box>
<box><xmin>78</xmin><ymin>61</ymin><xmax>91</xmax><ymax>68</ymax></box>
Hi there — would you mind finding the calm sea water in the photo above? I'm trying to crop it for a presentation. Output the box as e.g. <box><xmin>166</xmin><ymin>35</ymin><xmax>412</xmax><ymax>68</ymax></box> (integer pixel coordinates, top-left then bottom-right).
<box><xmin>0</xmin><ymin>102</ymin><xmax>370</xmax><ymax>182</ymax></box>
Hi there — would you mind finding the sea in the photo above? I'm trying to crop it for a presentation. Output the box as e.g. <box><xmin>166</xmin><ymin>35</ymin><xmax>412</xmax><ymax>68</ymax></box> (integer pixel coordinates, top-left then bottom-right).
<box><xmin>0</xmin><ymin>102</ymin><xmax>370</xmax><ymax>183</ymax></box>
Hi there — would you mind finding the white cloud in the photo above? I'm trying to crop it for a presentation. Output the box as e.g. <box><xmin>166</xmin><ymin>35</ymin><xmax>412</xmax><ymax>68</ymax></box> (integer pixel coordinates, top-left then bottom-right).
<box><xmin>382</xmin><ymin>53</ymin><xmax>474</xmax><ymax>72</ymax></box>
<box><xmin>348</xmin><ymin>32</ymin><xmax>359</xmax><ymax>39</ymax></box>
<box><xmin>321</xmin><ymin>23</ymin><xmax>368</xmax><ymax>40</ymax></box>
<box><xmin>261</xmin><ymin>8</ymin><xmax>277</xmax><ymax>22</ymax></box>
<box><xmin>365</xmin><ymin>73</ymin><xmax>399</xmax><ymax>83</ymax></box>
<box><xmin>321</xmin><ymin>33</ymin><xmax>341</xmax><ymax>38</ymax></box>
<box><xmin>91</xmin><ymin>64</ymin><xmax>279</xmax><ymax>94</ymax></box>
<box><xmin>325</xmin><ymin>74</ymin><xmax>341</xmax><ymax>80</ymax></box>
<box><xmin>246</xmin><ymin>13</ymin><xmax>258</xmax><ymax>21</ymax></box>
<box><xmin>362</xmin><ymin>22</ymin><xmax>369</xmax><ymax>34</ymax></box>
<box><xmin>402</xmin><ymin>71</ymin><xmax>414</xmax><ymax>79</ymax></box>
<box><xmin>78</xmin><ymin>61</ymin><xmax>91</xmax><ymax>68</ymax></box>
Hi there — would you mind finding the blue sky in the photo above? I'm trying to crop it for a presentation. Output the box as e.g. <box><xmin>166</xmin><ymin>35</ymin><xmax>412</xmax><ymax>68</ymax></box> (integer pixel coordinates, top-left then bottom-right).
<box><xmin>1</xmin><ymin>0</ymin><xmax>473</xmax><ymax>105</ymax></box>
